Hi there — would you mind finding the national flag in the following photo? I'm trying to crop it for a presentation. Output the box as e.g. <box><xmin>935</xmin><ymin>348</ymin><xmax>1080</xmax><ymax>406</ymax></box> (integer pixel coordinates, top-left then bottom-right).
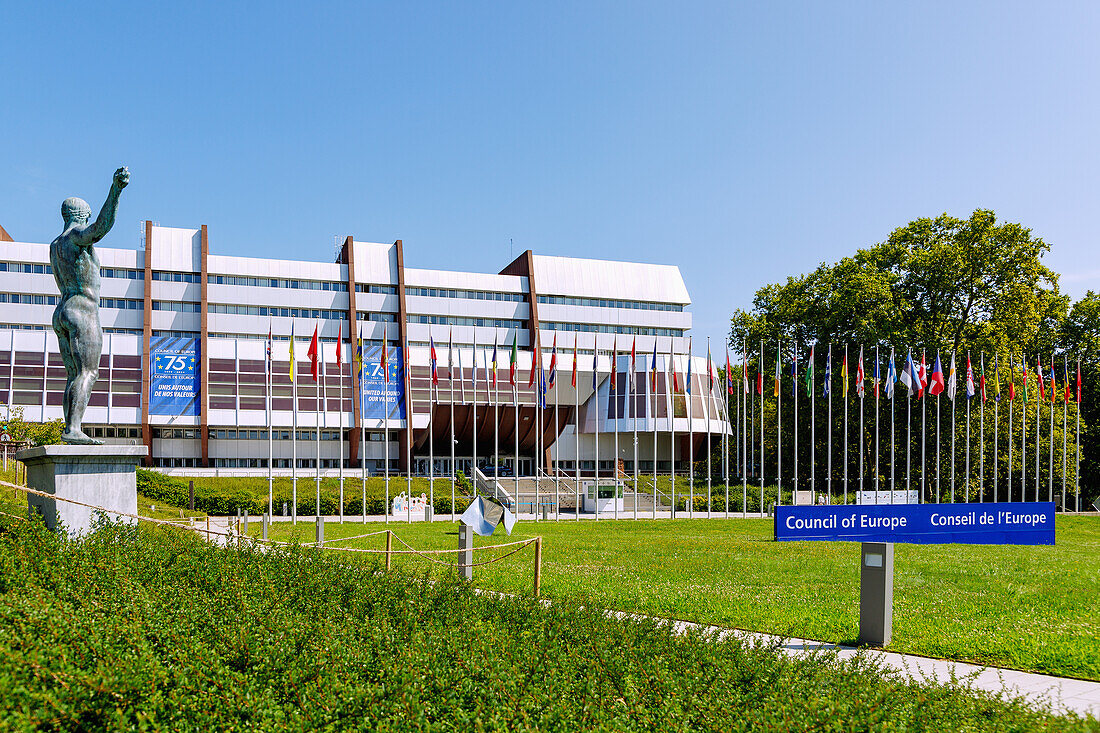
<box><xmin>429</xmin><ymin>336</ymin><xmax>439</xmax><ymax>386</ymax></box>
<box><xmin>841</xmin><ymin>349</ymin><xmax>849</xmax><ymax>396</ymax></box>
<box><xmin>885</xmin><ymin>349</ymin><xmax>896</xmax><ymax>399</ymax></box>
<box><xmin>742</xmin><ymin>348</ymin><xmax>749</xmax><ymax>394</ymax></box>
<box><xmin>610</xmin><ymin>337</ymin><xmax>618</xmax><ymax>393</ymax></box>
<box><xmin>354</xmin><ymin>326</ymin><xmax>363</xmax><ymax>381</ymax></box>
<box><xmin>527</xmin><ymin>338</ymin><xmax>537</xmax><ymax>389</ymax></box>
<box><xmin>307</xmin><ymin>324</ymin><xmax>319</xmax><ymax>382</ymax></box>
<box><xmin>979</xmin><ymin>354</ymin><xmax>986</xmax><ymax>403</ymax></box>
<box><xmin>266</xmin><ymin>321</ymin><xmax>273</xmax><ymax>364</ymax></box>
<box><xmin>652</xmin><ymin>341</ymin><xmax>660</xmax><ymax>392</ymax></box>
<box><xmin>686</xmin><ymin>338</ymin><xmax>693</xmax><ymax>395</ymax></box>
<box><xmin>727</xmin><ymin>349</ymin><xmax>734</xmax><ymax>395</ymax></box>
<box><xmin>790</xmin><ymin>345</ymin><xmax>797</xmax><ymax>398</ymax></box>
<box><xmin>592</xmin><ymin>337</ymin><xmax>599</xmax><ymax>391</ymax></box>
<box><xmin>510</xmin><ymin>334</ymin><xmax>518</xmax><ymax>387</ymax></box>
<box><xmin>631</xmin><ymin>336</ymin><xmax>638</xmax><ymax>394</ymax></box>
<box><xmin>929</xmin><ymin>353</ymin><xmax>945</xmax><ymax>396</ymax></box>
<box><xmin>823</xmin><ymin>346</ymin><xmax>831</xmax><ymax>398</ymax></box>
<box><xmin>805</xmin><ymin>345</ymin><xmax>814</xmax><ymax>398</ymax></box>
<box><xmin>873</xmin><ymin>349</ymin><xmax>881</xmax><ymax>398</ymax></box>
<box><xmin>492</xmin><ymin>336</ymin><xmax>499</xmax><ymax>388</ymax></box>
<box><xmin>855</xmin><ymin>346</ymin><xmax>865</xmax><ymax>398</ymax></box>
<box><xmin>755</xmin><ymin>361</ymin><xmax>761</xmax><ymax>395</ymax></box>
<box><xmin>1076</xmin><ymin>360</ymin><xmax>1082</xmax><ymax>404</ymax></box>
<box><xmin>1008</xmin><ymin>355</ymin><xmax>1016</xmax><ymax>402</ymax></box>
<box><xmin>539</xmin><ymin>362</ymin><xmax>547</xmax><ymax>409</ymax></box>
<box><xmin>1065</xmin><ymin>357</ymin><xmax>1071</xmax><ymax>403</ymax></box>
<box><xmin>1016</xmin><ymin>356</ymin><xmax>1025</xmax><ymax>402</ymax></box>
<box><xmin>571</xmin><ymin>338</ymin><xmax>578</xmax><ymax>388</ymax></box>
<box><xmin>548</xmin><ymin>334</ymin><xmax>558</xmax><ymax>390</ymax></box>
<box><xmin>1049</xmin><ymin>355</ymin><xmax>1058</xmax><ymax>403</ymax></box>
<box><xmin>336</xmin><ymin>323</ymin><xmax>342</xmax><ymax>369</ymax></box>
<box><xmin>899</xmin><ymin>351</ymin><xmax>913</xmax><ymax>393</ymax></box>
<box><xmin>946</xmin><ymin>352</ymin><xmax>957</xmax><ymax>401</ymax></box>
<box><xmin>289</xmin><ymin>322</ymin><xmax>296</xmax><ymax>380</ymax></box>
<box><xmin>671</xmin><ymin>341</ymin><xmax>681</xmax><ymax>393</ymax></box>
<box><xmin>994</xmin><ymin>354</ymin><xmax>1001</xmax><ymax>401</ymax></box>
<box><xmin>1036</xmin><ymin>356</ymin><xmax>1045</xmax><ymax>401</ymax></box>
<box><xmin>380</xmin><ymin>331</ymin><xmax>387</xmax><ymax>377</ymax></box>
<box><xmin>965</xmin><ymin>353</ymin><xmax>975</xmax><ymax>399</ymax></box>
<box><xmin>447</xmin><ymin>328</ymin><xmax>454</xmax><ymax>386</ymax></box>
<box><xmin>774</xmin><ymin>346</ymin><xmax>781</xmax><ymax>397</ymax></box>
<box><xmin>917</xmin><ymin>352</ymin><xmax>927</xmax><ymax>399</ymax></box>
<box><xmin>708</xmin><ymin>341</ymin><xmax>715</xmax><ymax>392</ymax></box>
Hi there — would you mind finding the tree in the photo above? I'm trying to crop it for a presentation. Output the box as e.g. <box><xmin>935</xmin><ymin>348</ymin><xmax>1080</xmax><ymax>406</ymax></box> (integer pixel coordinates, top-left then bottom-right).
<box><xmin>2</xmin><ymin>407</ymin><xmax>64</xmax><ymax>447</ymax></box>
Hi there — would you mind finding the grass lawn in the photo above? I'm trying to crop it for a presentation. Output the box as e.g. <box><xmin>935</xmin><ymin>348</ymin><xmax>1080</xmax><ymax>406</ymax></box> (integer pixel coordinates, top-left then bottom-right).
<box><xmin>258</xmin><ymin>514</ymin><xmax>1100</xmax><ymax>681</ymax></box>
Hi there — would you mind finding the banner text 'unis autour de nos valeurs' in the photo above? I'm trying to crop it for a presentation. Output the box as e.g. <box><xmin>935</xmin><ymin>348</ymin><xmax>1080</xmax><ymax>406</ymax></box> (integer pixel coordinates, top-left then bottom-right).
<box><xmin>775</xmin><ymin>502</ymin><xmax>1055</xmax><ymax>545</ymax></box>
<box><xmin>149</xmin><ymin>336</ymin><xmax>200</xmax><ymax>417</ymax></box>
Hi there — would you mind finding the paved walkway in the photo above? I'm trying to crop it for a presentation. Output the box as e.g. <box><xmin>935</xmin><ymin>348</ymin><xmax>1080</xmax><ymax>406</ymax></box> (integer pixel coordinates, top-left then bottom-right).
<box><xmin>614</xmin><ymin>612</ymin><xmax>1100</xmax><ymax>720</ymax></box>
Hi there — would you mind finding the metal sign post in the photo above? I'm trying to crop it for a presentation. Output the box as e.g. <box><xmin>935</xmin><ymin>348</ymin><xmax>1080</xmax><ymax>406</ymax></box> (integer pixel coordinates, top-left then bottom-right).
<box><xmin>859</xmin><ymin>542</ymin><xmax>894</xmax><ymax>646</ymax></box>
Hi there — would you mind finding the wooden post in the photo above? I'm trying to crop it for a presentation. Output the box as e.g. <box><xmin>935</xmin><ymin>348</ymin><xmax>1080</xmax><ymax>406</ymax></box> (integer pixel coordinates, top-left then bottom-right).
<box><xmin>188</xmin><ymin>480</ymin><xmax>195</xmax><ymax>511</ymax></box>
<box><xmin>385</xmin><ymin>530</ymin><xmax>393</xmax><ymax>571</ymax></box>
<box><xmin>533</xmin><ymin>537</ymin><xmax>542</xmax><ymax>597</ymax></box>
<box><xmin>206</xmin><ymin>515</ymin><xmax>210</xmax><ymax>542</ymax></box>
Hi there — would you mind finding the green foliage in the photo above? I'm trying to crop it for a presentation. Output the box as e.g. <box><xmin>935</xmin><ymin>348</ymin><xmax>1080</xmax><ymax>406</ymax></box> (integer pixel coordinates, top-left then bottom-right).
<box><xmin>1</xmin><ymin>405</ymin><xmax>64</xmax><ymax>446</ymax></box>
<box><xmin>136</xmin><ymin>469</ymin><xmax>471</xmax><ymax>516</ymax></box>
<box><xmin>0</xmin><ymin>516</ymin><xmax>1088</xmax><ymax>729</ymax></box>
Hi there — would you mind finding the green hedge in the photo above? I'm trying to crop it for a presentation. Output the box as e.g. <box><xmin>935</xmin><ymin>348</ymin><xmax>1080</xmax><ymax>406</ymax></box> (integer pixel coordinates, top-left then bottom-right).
<box><xmin>137</xmin><ymin>470</ymin><xmax>472</xmax><ymax>517</ymax></box>
<box><xmin>0</xmin><ymin>516</ymin><xmax>1087</xmax><ymax>730</ymax></box>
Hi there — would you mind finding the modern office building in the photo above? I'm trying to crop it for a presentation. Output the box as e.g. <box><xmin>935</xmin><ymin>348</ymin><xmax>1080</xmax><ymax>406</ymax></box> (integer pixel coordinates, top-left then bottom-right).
<box><xmin>0</xmin><ymin>222</ymin><xmax>728</xmax><ymax>476</ymax></box>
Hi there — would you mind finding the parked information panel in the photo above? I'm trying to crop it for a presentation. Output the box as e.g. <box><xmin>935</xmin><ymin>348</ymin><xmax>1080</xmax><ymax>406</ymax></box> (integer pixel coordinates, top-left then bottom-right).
<box><xmin>775</xmin><ymin>503</ymin><xmax>1055</xmax><ymax>546</ymax></box>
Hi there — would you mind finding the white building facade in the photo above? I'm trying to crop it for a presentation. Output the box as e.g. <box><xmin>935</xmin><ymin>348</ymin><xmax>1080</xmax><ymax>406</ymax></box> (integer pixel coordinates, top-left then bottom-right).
<box><xmin>0</xmin><ymin>223</ymin><xmax>729</xmax><ymax>475</ymax></box>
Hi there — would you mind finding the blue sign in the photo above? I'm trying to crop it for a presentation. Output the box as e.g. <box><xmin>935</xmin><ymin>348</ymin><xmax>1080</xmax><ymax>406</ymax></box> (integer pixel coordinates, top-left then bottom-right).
<box><xmin>358</xmin><ymin>345</ymin><xmax>405</xmax><ymax>420</ymax></box>
<box><xmin>775</xmin><ymin>502</ymin><xmax>1055</xmax><ymax>546</ymax></box>
<box><xmin>149</xmin><ymin>336</ymin><xmax>200</xmax><ymax>416</ymax></box>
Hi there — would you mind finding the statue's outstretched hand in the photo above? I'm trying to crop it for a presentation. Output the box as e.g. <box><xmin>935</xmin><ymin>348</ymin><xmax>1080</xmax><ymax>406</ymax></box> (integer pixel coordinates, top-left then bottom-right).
<box><xmin>113</xmin><ymin>167</ymin><xmax>130</xmax><ymax>189</ymax></box>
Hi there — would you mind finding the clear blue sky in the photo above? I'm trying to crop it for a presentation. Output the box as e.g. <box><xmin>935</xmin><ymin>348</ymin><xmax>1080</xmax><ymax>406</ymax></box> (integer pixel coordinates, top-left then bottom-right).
<box><xmin>2</xmin><ymin>2</ymin><xmax>1098</xmax><ymax>352</ymax></box>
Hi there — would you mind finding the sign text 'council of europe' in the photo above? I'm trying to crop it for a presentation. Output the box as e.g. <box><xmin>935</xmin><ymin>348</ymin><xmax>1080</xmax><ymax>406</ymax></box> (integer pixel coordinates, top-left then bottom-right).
<box><xmin>149</xmin><ymin>336</ymin><xmax>200</xmax><ymax>416</ymax></box>
<box><xmin>775</xmin><ymin>502</ymin><xmax>1055</xmax><ymax>546</ymax></box>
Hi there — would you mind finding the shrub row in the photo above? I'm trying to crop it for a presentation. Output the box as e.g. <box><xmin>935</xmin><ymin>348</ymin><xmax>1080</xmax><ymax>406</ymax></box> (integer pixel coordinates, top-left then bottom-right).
<box><xmin>0</xmin><ymin>516</ymin><xmax>1087</xmax><ymax>730</ymax></box>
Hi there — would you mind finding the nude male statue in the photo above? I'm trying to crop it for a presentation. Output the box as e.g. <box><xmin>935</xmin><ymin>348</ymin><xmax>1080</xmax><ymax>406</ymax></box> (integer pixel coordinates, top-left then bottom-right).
<box><xmin>50</xmin><ymin>167</ymin><xmax>129</xmax><ymax>444</ymax></box>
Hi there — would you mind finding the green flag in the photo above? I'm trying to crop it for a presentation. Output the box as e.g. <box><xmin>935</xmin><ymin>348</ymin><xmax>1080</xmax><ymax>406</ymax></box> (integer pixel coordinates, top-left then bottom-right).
<box><xmin>804</xmin><ymin>345</ymin><xmax>814</xmax><ymax>397</ymax></box>
<box><xmin>509</xmin><ymin>334</ymin><xmax>518</xmax><ymax>386</ymax></box>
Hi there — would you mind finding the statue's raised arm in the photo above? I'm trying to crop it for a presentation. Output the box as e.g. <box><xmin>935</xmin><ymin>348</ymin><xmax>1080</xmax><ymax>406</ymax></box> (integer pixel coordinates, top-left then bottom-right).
<box><xmin>72</xmin><ymin>167</ymin><xmax>129</xmax><ymax>248</ymax></box>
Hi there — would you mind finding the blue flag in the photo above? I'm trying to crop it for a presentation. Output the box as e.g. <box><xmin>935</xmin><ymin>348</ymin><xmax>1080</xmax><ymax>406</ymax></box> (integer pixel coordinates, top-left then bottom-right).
<box><xmin>823</xmin><ymin>346</ymin><xmax>831</xmax><ymax>398</ymax></box>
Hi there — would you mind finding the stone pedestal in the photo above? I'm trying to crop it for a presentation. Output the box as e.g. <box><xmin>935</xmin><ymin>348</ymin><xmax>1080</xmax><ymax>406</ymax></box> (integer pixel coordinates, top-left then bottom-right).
<box><xmin>16</xmin><ymin>445</ymin><xmax>148</xmax><ymax>536</ymax></box>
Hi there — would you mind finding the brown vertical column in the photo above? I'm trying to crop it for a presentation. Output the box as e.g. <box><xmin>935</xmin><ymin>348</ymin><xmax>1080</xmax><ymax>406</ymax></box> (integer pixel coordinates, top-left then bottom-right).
<box><xmin>140</xmin><ymin>221</ymin><xmax>153</xmax><ymax>466</ymax></box>
<box><xmin>339</xmin><ymin>236</ymin><xmax>362</xmax><ymax>466</ymax></box>
<box><xmin>394</xmin><ymin>240</ymin><xmax>410</xmax><ymax>472</ymax></box>
<box><xmin>199</xmin><ymin>225</ymin><xmax>210</xmax><ymax>467</ymax></box>
<box><xmin>500</xmin><ymin>249</ymin><xmax>544</xmax><ymax>463</ymax></box>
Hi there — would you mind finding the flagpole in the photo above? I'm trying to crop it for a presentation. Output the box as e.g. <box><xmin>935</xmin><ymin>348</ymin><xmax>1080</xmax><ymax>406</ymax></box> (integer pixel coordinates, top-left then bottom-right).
<box><xmin>921</xmin><ymin>352</ymin><xmax>927</xmax><ymax>504</ymax></box>
<box><xmin>687</xmin><ymin>344</ymin><xmax>694</xmax><ymax>518</ymax></box>
<box><xmin>574</xmin><ymin>338</ymin><xmax>580</xmax><ymax>522</ymax></box>
<box><xmin>742</xmin><ymin>334</ymin><xmax>748</xmax><ymax>517</ymax></box>
<box><xmin>859</xmin><ymin>347</ymin><xmax>864</xmax><ymax>500</ymax></box>
<box><xmin>890</xmin><ymin>350</ymin><xmax>896</xmax><ymax>502</ymax></box>
<box><xmin>776</xmin><ymin>340</ymin><xmax>781</xmax><ymax>507</ymax></box>
<box><xmin>979</xmin><ymin>353</ymin><xmax>985</xmax><ymax>502</ymax></box>
<box><xmin>1021</xmin><ymin>356</ymin><xmax>1026</xmax><ymax>502</ymax></box>
<box><xmin>494</xmin><ymin>338</ymin><xmax>499</xmax><ymax>510</ymax></box>
<box><xmin>1035</xmin><ymin>356</ymin><xmax>1040</xmax><ymax>502</ymax></box>
<box><xmin>553</xmin><ymin>339</ymin><xmax>561</xmax><ymax>521</ymax></box>
<box><xmin>633</xmin><ymin>343</ymin><xmax>640</xmax><ymax>522</ymax></box>
<box><xmin>339</xmin><ymin>330</ymin><xmax>344</xmax><ymax>522</ymax></box>
<box><xmin>449</xmin><ymin>332</ymin><xmax>455</xmax><ymax>522</ymax></box>
<box><xmin>1007</xmin><ymin>355</ymin><xmax>1013</xmax><ymax>502</ymax></box>
<box><xmin>514</xmin><ymin>357</ymin><xmax>519</xmax><ymax>518</ymax></box>
<box><xmin>935</xmin><ymin>353</ymin><xmax>941</xmax><ymax>503</ymax></box>
<box><xmin>843</xmin><ymin>344</ymin><xmax>848</xmax><ymax>505</ymax></box>
<box><xmin>1056</xmin><ymin>354</ymin><xmax>1064</xmax><ymax>508</ymax></box>
<box><xmin>906</xmin><ymin>374</ymin><xmax>912</xmax><ymax>501</ymax></box>
<box><xmin>384</xmin><ymin>337</ymin><xmax>389</xmax><ymax>524</ymax></box>
<box><xmin>316</xmin><ymin>337</ymin><xmax>322</xmax><ymax>521</ymax></box>
<box><xmin>827</xmin><ymin>344</ymin><xmax>832</xmax><ymax>505</ymax></box>
<box><xmin>993</xmin><ymin>356</ymin><xmax>999</xmax><ymax>503</ymax></box>
<box><xmin>292</xmin><ymin>331</ymin><xmax>298</xmax><ymax>524</ymax></box>
<box><xmin>724</xmin><ymin>351</ymin><xmax>730</xmax><ymax>517</ymax></box>
<box><xmin>810</xmin><ymin>345</ymin><xmax>816</xmax><ymax>505</ymax></box>
<box><xmin>759</xmin><ymin>340</ymin><xmax>764</xmax><ymax>514</ymax></box>
<box><xmin>534</xmin><ymin>337</ymin><xmax>542</xmax><ymax>523</ymax></box>
<box><xmin>1048</xmin><ymin>355</ymin><xmax>1054</xmax><ymax>504</ymax></box>
<box><xmin>612</xmin><ymin>339</ymin><xmax>619</xmax><ymax>522</ymax></box>
<box><xmin>652</xmin><ymin>347</ymin><xmax>659</xmax><ymax>520</ymax></box>
<box><xmin>950</xmin><ymin>352</ymin><xmax>956</xmax><ymax>503</ymax></box>
<box><xmin>792</xmin><ymin>343</ymin><xmax>797</xmax><ymax>505</ymax></box>
<box><xmin>875</xmin><ymin>346</ymin><xmax>880</xmax><ymax>504</ymax></box>
<box><xmin>593</xmin><ymin>335</ymin><xmax>600</xmax><ymax>522</ymax></box>
<box><xmin>966</xmin><ymin>352</ymin><xmax>973</xmax><ymax>501</ymax></box>
<box><xmin>1075</xmin><ymin>358</ymin><xmax>1081</xmax><ymax>513</ymax></box>
<box><xmin>706</xmin><ymin>337</ymin><xmax>713</xmax><ymax>519</ymax></box>
<box><xmin>428</xmin><ymin>333</ymin><xmax>435</xmax><ymax>522</ymax></box>
<box><xmin>669</xmin><ymin>338</ymin><xmax>677</xmax><ymax>518</ymax></box>
<box><xmin>267</xmin><ymin>329</ymin><xmax>273</xmax><ymax>518</ymax></box>
<box><xmin>472</xmin><ymin>331</ymin><xmax>478</xmax><ymax>516</ymax></box>
<box><xmin>359</xmin><ymin>333</ymin><xmax>365</xmax><ymax>523</ymax></box>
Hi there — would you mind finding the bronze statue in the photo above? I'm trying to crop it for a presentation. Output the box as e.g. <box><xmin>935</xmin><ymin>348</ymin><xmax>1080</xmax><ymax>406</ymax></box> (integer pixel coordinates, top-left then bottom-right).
<box><xmin>50</xmin><ymin>167</ymin><xmax>129</xmax><ymax>444</ymax></box>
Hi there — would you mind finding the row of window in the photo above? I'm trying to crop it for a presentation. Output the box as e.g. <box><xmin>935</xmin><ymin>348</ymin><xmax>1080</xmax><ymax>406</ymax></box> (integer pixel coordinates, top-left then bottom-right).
<box><xmin>100</xmin><ymin>269</ymin><xmax>203</xmax><ymax>283</ymax></box>
<box><xmin>537</xmin><ymin>294</ymin><xmax>685</xmax><ymax>312</ymax></box>
<box><xmin>406</xmin><ymin>286</ymin><xmax>524</xmax><ymax>302</ymax></box>
<box><xmin>356</xmin><ymin>312</ymin><xmax>398</xmax><ymax>322</ymax></box>
<box><xmin>210</xmin><ymin>274</ymin><xmax>348</xmax><ymax>291</ymax></box>
<box><xmin>102</xmin><ymin>298</ymin><xmax>142</xmax><ymax>310</ymax></box>
<box><xmin>153</xmin><ymin>300</ymin><xmax>201</xmax><ymax>313</ymax></box>
<box><xmin>0</xmin><ymin>293</ymin><xmax>59</xmax><ymax>306</ymax></box>
<box><xmin>210</xmin><ymin>304</ymin><xmax>349</xmax><ymax>320</ymax></box>
<box><xmin>152</xmin><ymin>427</ymin><xmax>390</xmax><ymax>441</ymax></box>
<box><xmin>543</xmin><ymin>322</ymin><xmax>685</xmax><ymax>337</ymax></box>
<box><xmin>0</xmin><ymin>323</ymin><xmax>48</xmax><ymax>331</ymax></box>
<box><xmin>407</xmin><ymin>315</ymin><xmax>527</xmax><ymax>329</ymax></box>
<box><xmin>356</xmin><ymin>283</ymin><xmax>398</xmax><ymax>295</ymax></box>
<box><xmin>210</xmin><ymin>332</ymin><xmax>352</xmax><ymax>343</ymax></box>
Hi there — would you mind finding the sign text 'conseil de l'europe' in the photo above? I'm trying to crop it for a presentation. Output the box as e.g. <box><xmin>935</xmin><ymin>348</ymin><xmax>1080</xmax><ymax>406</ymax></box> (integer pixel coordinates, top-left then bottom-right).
<box><xmin>774</xmin><ymin>502</ymin><xmax>1055</xmax><ymax>545</ymax></box>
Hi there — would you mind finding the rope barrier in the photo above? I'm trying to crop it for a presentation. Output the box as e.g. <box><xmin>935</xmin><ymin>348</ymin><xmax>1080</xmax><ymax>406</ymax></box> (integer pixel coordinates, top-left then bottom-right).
<box><xmin>0</xmin><ymin>478</ymin><xmax>540</xmax><ymax>570</ymax></box>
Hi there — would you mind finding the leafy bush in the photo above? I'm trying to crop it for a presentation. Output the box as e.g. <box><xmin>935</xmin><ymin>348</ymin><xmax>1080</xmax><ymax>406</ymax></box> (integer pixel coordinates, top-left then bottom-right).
<box><xmin>0</xmin><ymin>516</ymin><xmax>1087</xmax><ymax>730</ymax></box>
